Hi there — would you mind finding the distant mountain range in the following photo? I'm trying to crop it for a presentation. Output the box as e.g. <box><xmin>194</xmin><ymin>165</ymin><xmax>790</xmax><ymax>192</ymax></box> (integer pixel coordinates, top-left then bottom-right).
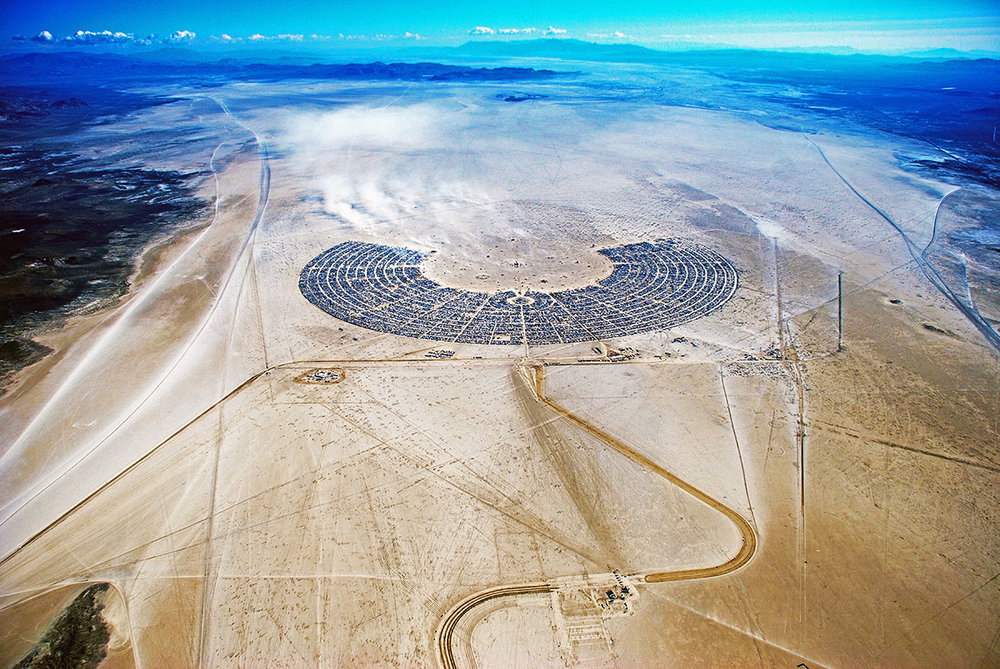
<box><xmin>5</xmin><ymin>38</ymin><xmax>996</xmax><ymax>73</ymax></box>
<box><xmin>450</xmin><ymin>38</ymin><xmax>662</xmax><ymax>61</ymax></box>
<box><xmin>2</xmin><ymin>42</ymin><xmax>996</xmax><ymax>129</ymax></box>
<box><xmin>0</xmin><ymin>50</ymin><xmax>567</xmax><ymax>85</ymax></box>
<box><xmin>903</xmin><ymin>47</ymin><xmax>1000</xmax><ymax>59</ymax></box>
<box><xmin>0</xmin><ymin>90</ymin><xmax>88</xmax><ymax>120</ymax></box>
<box><xmin>436</xmin><ymin>38</ymin><xmax>999</xmax><ymax>65</ymax></box>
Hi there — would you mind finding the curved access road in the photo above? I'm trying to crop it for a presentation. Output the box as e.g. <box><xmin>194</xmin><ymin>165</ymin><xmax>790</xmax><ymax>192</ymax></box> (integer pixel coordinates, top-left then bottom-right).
<box><xmin>435</xmin><ymin>583</ymin><xmax>554</xmax><ymax>669</ymax></box>
<box><xmin>523</xmin><ymin>363</ymin><xmax>757</xmax><ymax>583</ymax></box>
<box><xmin>435</xmin><ymin>363</ymin><xmax>758</xmax><ymax>668</ymax></box>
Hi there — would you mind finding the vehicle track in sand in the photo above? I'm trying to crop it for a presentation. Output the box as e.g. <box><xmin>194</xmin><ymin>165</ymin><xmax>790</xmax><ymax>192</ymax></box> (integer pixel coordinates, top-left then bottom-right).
<box><xmin>0</xmin><ymin>96</ymin><xmax>270</xmax><ymax>542</ymax></box>
<box><xmin>804</xmin><ymin>135</ymin><xmax>1000</xmax><ymax>352</ymax></box>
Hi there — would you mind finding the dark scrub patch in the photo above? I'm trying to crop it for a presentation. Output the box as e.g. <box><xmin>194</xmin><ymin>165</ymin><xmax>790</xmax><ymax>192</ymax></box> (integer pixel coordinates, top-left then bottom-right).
<box><xmin>14</xmin><ymin>584</ymin><xmax>112</xmax><ymax>669</ymax></box>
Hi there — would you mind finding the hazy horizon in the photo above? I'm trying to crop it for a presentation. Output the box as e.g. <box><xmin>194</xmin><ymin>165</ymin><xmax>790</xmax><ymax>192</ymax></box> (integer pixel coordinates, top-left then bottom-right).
<box><xmin>2</xmin><ymin>0</ymin><xmax>998</xmax><ymax>55</ymax></box>
<box><xmin>1</xmin><ymin>36</ymin><xmax>998</xmax><ymax>61</ymax></box>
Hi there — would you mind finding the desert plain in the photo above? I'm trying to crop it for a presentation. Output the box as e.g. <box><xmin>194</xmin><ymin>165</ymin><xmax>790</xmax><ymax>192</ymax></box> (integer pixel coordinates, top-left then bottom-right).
<box><xmin>1</xmin><ymin>57</ymin><xmax>998</xmax><ymax>668</ymax></box>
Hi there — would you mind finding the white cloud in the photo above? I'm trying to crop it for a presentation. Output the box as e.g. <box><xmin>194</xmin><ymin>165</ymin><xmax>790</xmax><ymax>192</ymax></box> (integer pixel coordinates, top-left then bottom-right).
<box><xmin>164</xmin><ymin>30</ymin><xmax>196</xmax><ymax>44</ymax></box>
<box><xmin>543</xmin><ymin>26</ymin><xmax>567</xmax><ymax>36</ymax></box>
<box><xmin>242</xmin><ymin>33</ymin><xmax>309</xmax><ymax>42</ymax></box>
<box><xmin>473</xmin><ymin>26</ymin><xmax>541</xmax><ymax>37</ymax></box>
<box><xmin>50</xmin><ymin>29</ymin><xmax>167</xmax><ymax>46</ymax></box>
<box><xmin>62</xmin><ymin>29</ymin><xmax>134</xmax><ymax>44</ymax></box>
<box><xmin>333</xmin><ymin>32</ymin><xmax>422</xmax><ymax>41</ymax></box>
<box><xmin>586</xmin><ymin>31</ymin><xmax>627</xmax><ymax>39</ymax></box>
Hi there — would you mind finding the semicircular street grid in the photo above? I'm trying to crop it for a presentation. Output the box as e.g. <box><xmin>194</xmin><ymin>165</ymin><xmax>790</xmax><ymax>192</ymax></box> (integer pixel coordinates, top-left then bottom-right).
<box><xmin>299</xmin><ymin>239</ymin><xmax>739</xmax><ymax>345</ymax></box>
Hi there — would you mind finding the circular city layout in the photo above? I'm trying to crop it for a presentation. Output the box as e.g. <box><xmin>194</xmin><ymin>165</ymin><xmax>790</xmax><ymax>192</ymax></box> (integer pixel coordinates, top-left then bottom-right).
<box><xmin>299</xmin><ymin>239</ymin><xmax>739</xmax><ymax>345</ymax></box>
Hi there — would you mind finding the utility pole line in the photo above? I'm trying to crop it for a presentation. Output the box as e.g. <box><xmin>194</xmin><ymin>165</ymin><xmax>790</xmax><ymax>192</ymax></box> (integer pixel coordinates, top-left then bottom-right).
<box><xmin>837</xmin><ymin>271</ymin><xmax>844</xmax><ymax>353</ymax></box>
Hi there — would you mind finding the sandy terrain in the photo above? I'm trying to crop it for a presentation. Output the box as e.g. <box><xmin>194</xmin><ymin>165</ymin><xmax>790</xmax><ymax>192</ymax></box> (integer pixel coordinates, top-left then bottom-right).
<box><xmin>1</xmin><ymin>74</ymin><xmax>998</xmax><ymax>667</ymax></box>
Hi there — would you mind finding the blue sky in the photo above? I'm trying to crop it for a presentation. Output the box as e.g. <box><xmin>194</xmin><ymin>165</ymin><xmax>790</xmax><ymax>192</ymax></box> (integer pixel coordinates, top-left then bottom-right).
<box><xmin>3</xmin><ymin>0</ymin><xmax>999</xmax><ymax>52</ymax></box>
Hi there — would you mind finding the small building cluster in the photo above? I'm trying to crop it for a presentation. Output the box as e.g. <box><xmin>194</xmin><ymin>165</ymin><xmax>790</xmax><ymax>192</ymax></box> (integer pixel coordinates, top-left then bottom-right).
<box><xmin>295</xmin><ymin>368</ymin><xmax>344</xmax><ymax>384</ymax></box>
